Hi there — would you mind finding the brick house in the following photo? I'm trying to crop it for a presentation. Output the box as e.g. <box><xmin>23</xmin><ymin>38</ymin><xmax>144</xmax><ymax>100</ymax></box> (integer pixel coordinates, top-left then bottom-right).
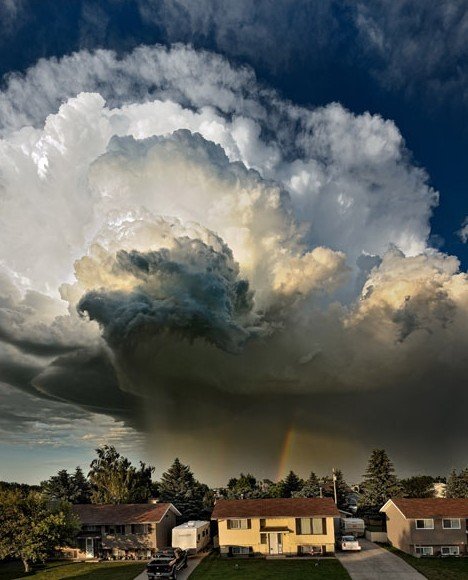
<box><xmin>380</xmin><ymin>498</ymin><xmax>468</xmax><ymax>556</ymax></box>
<box><xmin>68</xmin><ymin>503</ymin><xmax>181</xmax><ymax>560</ymax></box>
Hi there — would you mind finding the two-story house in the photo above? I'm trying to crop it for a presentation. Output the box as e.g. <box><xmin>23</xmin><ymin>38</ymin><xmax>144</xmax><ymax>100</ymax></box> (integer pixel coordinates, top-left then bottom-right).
<box><xmin>380</xmin><ymin>498</ymin><xmax>468</xmax><ymax>556</ymax></box>
<box><xmin>212</xmin><ymin>497</ymin><xmax>339</xmax><ymax>556</ymax></box>
<box><xmin>69</xmin><ymin>502</ymin><xmax>181</xmax><ymax>560</ymax></box>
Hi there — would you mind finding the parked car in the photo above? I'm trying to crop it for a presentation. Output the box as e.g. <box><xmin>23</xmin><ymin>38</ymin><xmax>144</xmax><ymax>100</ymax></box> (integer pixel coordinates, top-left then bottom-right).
<box><xmin>338</xmin><ymin>535</ymin><xmax>361</xmax><ymax>551</ymax></box>
<box><xmin>147</xmin><ymin>547</ymin><xmax>188</xmax><ymax>579</ymax></box>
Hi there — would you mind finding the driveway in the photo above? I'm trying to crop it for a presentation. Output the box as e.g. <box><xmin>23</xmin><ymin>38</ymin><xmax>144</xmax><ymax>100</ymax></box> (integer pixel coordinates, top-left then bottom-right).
<box><xmin>335</xmin><ymin>539</ymin><xmax>425</xmax><ymax>580</ymax></box>
<box><xmin>134</xmin><ymin>554</ymin><xmax>206</xmax><ymax>580</ymax></box>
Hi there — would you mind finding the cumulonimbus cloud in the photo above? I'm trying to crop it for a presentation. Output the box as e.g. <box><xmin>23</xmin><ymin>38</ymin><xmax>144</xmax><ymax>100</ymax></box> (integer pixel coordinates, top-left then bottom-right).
<box><xmin>0</xmin><ymin>44</ymin><xmax>466</xmax><ymax>479</ymax></box>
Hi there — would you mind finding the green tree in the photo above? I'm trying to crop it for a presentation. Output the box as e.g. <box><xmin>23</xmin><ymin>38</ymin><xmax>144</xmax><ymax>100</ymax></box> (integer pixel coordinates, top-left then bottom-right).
<box><xmin>293</xmin><ymin>471</ymin><xmax>321</xmax><ymax>498</ymax></box>
<box><xmin>0</xmin><ymin>490</ymin><xmax>79</xmax><ymax>572</ymax></box>
<box><xmin>88</xmin><ymin>445</ymin><xmax>154</xmax><ymax>504</ymax></box>
<box><xmin>41</xmin><ymin>467</ymin><xmax>91</xmax><ymax>504</ymax></box>
<box><xmin>280</xmin><ymin>471</ymin><xmax>304</xmax><ymax>498</ymax></box>
<box><xmin>446</xmin><ymin>468</ymin><xmax>468</xmax><ymax>498</ymax></box>
<box><xmin>159</xmin><ymin>458</ymin><xmax>212</xmax><ymax>520</ymax></box>
<box><xmin>360</xmin><ymin>449</ymin><xmax>402</xmax><ymax>512</ymax></box>
<box><xmin>400</xmin><ymin>475</ymin><xmax>435</xmax><ymax>498</ymax></box>
<box><xmin>227</xmin><ymin>473</ymin><xmax>262</xmax><ymax>499</ymax></box>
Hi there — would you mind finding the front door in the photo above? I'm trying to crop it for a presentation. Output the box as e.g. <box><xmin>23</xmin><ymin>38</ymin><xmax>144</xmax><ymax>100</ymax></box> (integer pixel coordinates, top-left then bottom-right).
<box><xmin>85</xmin><ymin>538</ymin><xmax>94</xmax><ymax>559</ymax></box>
<box><xmin>268</xmin><ymin>533</ymin><xmax>283</xmax><ymax>555</ymax></box>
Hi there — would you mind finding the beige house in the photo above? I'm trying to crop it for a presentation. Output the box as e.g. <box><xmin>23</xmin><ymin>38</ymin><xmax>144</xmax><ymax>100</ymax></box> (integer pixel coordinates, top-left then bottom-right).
<box><xmin>381</xmin><ymin>498</ymin><xmax>468</xmax><ymax>556</ymax></box>
<box><xmin>212</xmin><ymin>497</ymin><xmax>339</xmax><ymax>556</ymax></box>
<box><xmin>67</xmin><ymin>502</ymin><xmax>181</xmax><ymax>560</ymax></box>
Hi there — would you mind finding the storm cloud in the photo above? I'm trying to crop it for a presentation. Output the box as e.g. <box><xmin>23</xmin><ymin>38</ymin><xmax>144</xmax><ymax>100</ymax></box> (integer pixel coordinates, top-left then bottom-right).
<box><xmin>0</xmin><ymin>44</ymin><xmax>467</xmax><ymax>481</ymax></box>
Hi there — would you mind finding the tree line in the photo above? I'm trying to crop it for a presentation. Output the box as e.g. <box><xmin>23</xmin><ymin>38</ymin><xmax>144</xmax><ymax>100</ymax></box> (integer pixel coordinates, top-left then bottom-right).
<box><xmin>1</xmin><ymin>446</ymin><xmax>467</xmax><ymax>572</ymax></box>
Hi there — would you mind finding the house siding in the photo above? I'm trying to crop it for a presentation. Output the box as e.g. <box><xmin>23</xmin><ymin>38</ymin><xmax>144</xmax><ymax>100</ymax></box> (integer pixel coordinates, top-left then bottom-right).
<box><xmin>217</xmin><ymin>516</ymin><xmax>336</xmax><ymax>556</ymax></box>
<box><xmin>156</xmin><ymin>509</ymin><xmax>178</xmax><ymax>548</ymax></box>
<box><xmin>384</xmin><ymin>502</ymin><xmax>468</xmax><ymax>556</ymax></box>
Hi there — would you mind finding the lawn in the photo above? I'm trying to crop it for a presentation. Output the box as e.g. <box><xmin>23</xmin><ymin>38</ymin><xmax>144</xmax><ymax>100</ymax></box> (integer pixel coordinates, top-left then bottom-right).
<box><xmin>0</xmin><ymin>560</ymin><xmax>146</xmax><ymax>580</ymax></box>
<box><xmin>386</xmin><ymin>547</ymin><xmax>468</xmax><ymax>580</ymax></box>
<box><xmin>189</xmin><ymin>554</ymin><xmax>351</xmax><ymax>579</ymax></box>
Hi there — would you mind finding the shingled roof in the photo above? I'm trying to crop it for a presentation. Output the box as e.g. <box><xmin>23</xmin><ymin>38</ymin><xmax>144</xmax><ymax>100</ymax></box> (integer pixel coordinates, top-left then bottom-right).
<box><xmin>73</xmin><ymin>503</ymin><xmax>180</xmax><ymax>524</ymax></box>
<box><xmin>381</xmin><ymin>498</ymin><xmax>468</xmax><ymax>518</ymax></box>
<box><xmin>211</xmin><ymin>497</ymin><xmax>340</xmax><ymax>519</ymax></box>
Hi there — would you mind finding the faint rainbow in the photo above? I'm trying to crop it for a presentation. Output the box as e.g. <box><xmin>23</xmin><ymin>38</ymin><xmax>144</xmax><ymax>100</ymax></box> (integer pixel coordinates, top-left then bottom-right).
<box><xmin>276</xmin><ymin>426</ymin><xmax>295</xmax><ymax>481</ymax></box>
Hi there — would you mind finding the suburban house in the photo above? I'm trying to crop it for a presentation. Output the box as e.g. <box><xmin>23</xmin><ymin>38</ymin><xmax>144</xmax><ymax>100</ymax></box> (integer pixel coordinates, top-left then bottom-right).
<box><xmin>67</xmin><ymin>502</ymin><xmax>181</xmax><ymax>560</ymax></box>
<box><xmin>380</xmin><ymin>498</ymin><xmax>468</xmax><ymax>556</ymax></box>
<box><xmin>211</xmin><ymin>497</ymin><xmax>340</xmax><ymax>556</ymax></box>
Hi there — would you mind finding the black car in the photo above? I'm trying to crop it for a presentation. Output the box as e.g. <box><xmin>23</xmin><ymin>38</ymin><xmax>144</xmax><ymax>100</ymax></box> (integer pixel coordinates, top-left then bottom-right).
<box><xmin>147</xmin><ymin>548</ymin><xmax>188</xmax><ymax>579</ymax></box>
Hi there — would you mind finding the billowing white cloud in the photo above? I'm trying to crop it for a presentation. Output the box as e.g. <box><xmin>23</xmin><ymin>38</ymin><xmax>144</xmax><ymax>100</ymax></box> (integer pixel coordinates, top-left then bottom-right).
<box><xmin>0</xmin><ymin>44</ymin><xmax>466</xmax><ymax>478</ymax></box>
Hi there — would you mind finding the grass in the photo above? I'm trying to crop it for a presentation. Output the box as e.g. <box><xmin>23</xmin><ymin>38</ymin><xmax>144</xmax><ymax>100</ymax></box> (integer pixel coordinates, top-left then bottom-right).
<box><xmin>386</xmin><ymin>547</ymin><xmax>468</xmax><ymax>580</ymax></box>
<box><xmin>0</xmin><ymin>560</ymin><xmax>146</xmax><ymax>580</ymax></box>
<box><xmin>189</xmin><ymin>553</ymin><xmax>351</xmax><ymax>579</ymax></box>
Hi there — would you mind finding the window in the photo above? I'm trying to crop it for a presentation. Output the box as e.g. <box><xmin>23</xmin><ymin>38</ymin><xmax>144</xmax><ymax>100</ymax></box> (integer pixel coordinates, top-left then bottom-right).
<box><xmin>231</xmin><ymin>546</ymin><xmax>251</xmax><ymax>555</ymax></box>
<box><xmin>299</xmin><ymin>518</ymin><xmax>312</xmax><ymax>534</ymax></box>
<box><xmin>131</xmin><ymin>524</ymin><xmax>149</xmax><ymax>534</ymax></box>
<box><xmin>442</xmin><ymin>518</ymin><xmax>461</xmax><ymax>529</ymax></box>
<box><xmin>415</xmin><ymin>519</ymin><xmax>434</xmax><ymax>529</ymax></box>
<box><xmin>415</xmin><ymin>546</ymin><xmax>433</xmax><ymax>556</ymax></box>
<box><xmin>299</xmin><ymin>545</ymin><xmax>323</xmax><ymax>555</ymax></box>
<box><xmin>441</xmin><ymin>546</ymin><xmax>460</xmax><ymax>556</ymax></box>
<box><xmin>82</xmin><ymin>525</ymin><xmax>100</xmax><ymax>532</ymax></box>
<box><xmin>313</xmin><ymin>518</ymin><xmax>326</xmax><ymax>534</ymax></box>
<box><xmin>296</xmin><ymin>518</ymin><xmax>326</xmax><ymax>535</ymax></box>
<box><xmin>260</xmin><ymin>533</ymin><xmax>267</xmax><ymax>545</ymax></box>
<box><xmin>228</xmin><ymin>519</ymin><xmax>249</xmax><ymax>530</ymax></box>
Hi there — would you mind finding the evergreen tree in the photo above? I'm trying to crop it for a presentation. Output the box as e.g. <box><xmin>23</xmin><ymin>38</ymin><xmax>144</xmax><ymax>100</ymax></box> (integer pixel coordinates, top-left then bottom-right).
<box><xmin>360</xmin><ymin>449</ymin><xmax>402</xmax><ymax>511</ymax></box>
<box><xmin>280</xmin><ymin>471</ymin><xmax>304</xmax><ymax>498</ymax></box>
<box><xmin>88</xmin><ymin>445</ymin><xmax>154</xmax><ymax>504</ymax></box>
<box><xmin>158</xmin><ymin>458</ymin><xmax>211</xmax><ymax>520</ymax></box>
<box><xmin>400</xmin><ymin>475</ymin><xmax>435</xmax><ymax>498</ymax></box>
<box><xmin>41</xmin><ymin>467</ymin><xmax>91</xmax><ymax>504</ymax></box>
<box><xmin>293</xmin><ymin>471</ymin><xmax>320</xmax><ymax>498</ymax></box>
<box><xmin>445</xmin><ymin>468</ymin><xmax>468</xmax><ymax>498</ymax></box>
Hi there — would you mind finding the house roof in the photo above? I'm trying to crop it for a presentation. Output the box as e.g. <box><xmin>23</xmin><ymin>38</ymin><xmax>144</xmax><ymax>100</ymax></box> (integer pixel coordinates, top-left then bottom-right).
<box><xmin>380</xmin><ymin>498</ymin><xmax>468</xmax><ymax>518</ymax></box>
<box><xmin>73</xmin><ymin>503</ymin><xmax>180</xmax><ymax>524</ymax></box>
<box><xmin>211</xmin><ymin>497</ymin><xmax>340</xmax><ymax>519</ymax></box>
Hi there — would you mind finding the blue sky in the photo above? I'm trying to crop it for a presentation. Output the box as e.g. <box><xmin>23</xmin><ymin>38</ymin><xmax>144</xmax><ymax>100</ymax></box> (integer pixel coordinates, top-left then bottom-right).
<box><xmin>0</xmin><ymin>0</ymin><xmax>467</xmax><ymax>484</ymax></box>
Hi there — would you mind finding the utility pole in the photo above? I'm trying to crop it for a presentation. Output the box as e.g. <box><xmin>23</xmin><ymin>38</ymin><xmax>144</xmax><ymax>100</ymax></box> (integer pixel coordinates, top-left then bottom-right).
<box><xmin>332</xmin><ymin>468</ymin><xmax>337</xmax><ymax>505</ymax></box>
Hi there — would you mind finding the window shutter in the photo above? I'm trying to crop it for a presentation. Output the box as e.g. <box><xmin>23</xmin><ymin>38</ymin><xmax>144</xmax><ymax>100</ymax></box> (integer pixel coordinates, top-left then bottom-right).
<box><xmin>247</xmin><ymin>519</ymin><xmax>251</xmax><ymax>529</ymax></box>
<box><xmin>322</xmin><ymin>518</ymin><xmax>327</xmax><ymax>534</ymax></box>
<box><xmin>296</xmin><ymin>518</ymin><xmax>301</xmax><ymax>535</ymax></box>
<box><xmin>227</xmin><ymin>520</ymin><xmax>231</xmax><ymax>530</ymax></box>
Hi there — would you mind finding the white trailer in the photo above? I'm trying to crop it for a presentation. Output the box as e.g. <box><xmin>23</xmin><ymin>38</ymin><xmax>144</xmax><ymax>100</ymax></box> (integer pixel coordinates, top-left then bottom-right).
<box><xmin>340</xmin><ymin>518</ymin><xmax>365</xmax><ymax>537</ymax></box>
<box><xmin>172</xmin><ymin>521</ymin><xmax>210</xmax><ymax>553</ymax></box>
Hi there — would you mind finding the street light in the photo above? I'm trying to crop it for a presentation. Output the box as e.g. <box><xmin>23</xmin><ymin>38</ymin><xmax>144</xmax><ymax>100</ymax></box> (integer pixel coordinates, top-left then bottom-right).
<box><xmin>332</xmin><ymin>468</ymin><xmax>337</xmax><ymax>505</ymax></box>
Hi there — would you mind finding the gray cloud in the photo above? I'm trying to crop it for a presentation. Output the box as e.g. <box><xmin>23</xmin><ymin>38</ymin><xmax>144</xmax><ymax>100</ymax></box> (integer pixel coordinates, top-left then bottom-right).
<box><xmin>78</xmin><ymin>241</ymin><xmax>257</xmax><ymax>354</ymax></box>
<box><xmin>0</xmin><ymin>45</ymin><xmax>466</xmax><ymax>480</ymax></box>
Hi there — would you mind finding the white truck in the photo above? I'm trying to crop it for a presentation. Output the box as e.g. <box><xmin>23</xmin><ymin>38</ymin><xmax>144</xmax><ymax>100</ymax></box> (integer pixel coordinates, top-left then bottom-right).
<box><xmin>340</xmin><ymin>517</ymin><xmax>365</xmax><ymax>537</ymax></box>
<box><xmin>171</xmin><ymin>521</ymin><xmax>210</xmax><ymax>554</ymax></box>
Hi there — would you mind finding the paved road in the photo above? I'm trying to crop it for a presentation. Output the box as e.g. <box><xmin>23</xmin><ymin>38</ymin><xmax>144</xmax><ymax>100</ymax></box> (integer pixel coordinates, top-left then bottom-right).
<box><xmin>134</xmin><ymin>554</ymin><xmax>206</xmax><ymax>580</ymax></box>
<box><xmin>335</xmin><ymin>539</ymin><xmax>425</xmax><ymax>580</ymax></box>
